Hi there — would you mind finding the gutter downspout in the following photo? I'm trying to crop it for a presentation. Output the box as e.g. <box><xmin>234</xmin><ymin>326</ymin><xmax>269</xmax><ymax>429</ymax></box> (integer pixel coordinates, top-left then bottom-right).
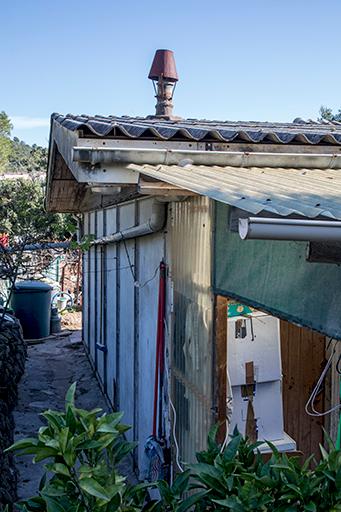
<box><xmin>92</xmin><ymin>200</ymin><xmax>166</xmax><ymax>246</ymax></box>
<box><xmin>73</xmin><ymin>147</ymin><xmax>341</xmax><ymax>170</ymax></box>
<box><xmin>239</xmin><ymin>217</ymin><xmax>341</xmax><ymax>242</ymax></box>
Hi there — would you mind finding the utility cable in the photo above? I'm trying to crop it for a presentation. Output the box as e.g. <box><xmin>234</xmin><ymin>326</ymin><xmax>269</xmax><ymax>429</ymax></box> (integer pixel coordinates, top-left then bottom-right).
<box><xmin>305</xmin><ymin>341</ymin><xmax>341</xmax><ymax>417</ymax></box>
<box><xmin>164</xmin><ymin>318</ymin><xmax>184</xmax><ymax>473</ymax></box>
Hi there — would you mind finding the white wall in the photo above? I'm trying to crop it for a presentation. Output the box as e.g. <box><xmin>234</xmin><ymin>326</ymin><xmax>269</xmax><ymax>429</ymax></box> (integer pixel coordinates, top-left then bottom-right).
<box><xmin>83</xmin><ymin>197</ymin><xmax>166</xmax><ymax>474</ymax></box>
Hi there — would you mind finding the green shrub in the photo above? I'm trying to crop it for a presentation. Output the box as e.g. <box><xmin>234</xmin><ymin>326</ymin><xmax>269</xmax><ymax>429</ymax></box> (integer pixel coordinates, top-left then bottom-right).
<box><xmin>8</xmin><ymin>386</ymin><xmax>341</xmax><ymax>511</ymax></box>
<box><xmin>7</xmin><ymin>383</ymin><xmax>149</xmax><ymax>512</ymax></box>
<box><xmin>186</xmin><ymin>426</ymin><xmax>341</xmax><ymax>511</ymax></box>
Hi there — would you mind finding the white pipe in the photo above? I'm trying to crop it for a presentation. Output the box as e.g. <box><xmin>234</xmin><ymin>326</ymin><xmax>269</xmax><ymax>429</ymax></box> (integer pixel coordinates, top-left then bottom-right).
<box><xmin>73</xmin><ymin>147</ymin><xmax>341</xmax><ymax>170</ymax></box>
<box><xmin>239</xmin><ymin>217</ymin><xmax>341</xmax><ymax>241</ymax></box>
<box><xmin>92</xmin><ymin>201</ymin><xmax>166</xmax><ymax>245</ymax></box>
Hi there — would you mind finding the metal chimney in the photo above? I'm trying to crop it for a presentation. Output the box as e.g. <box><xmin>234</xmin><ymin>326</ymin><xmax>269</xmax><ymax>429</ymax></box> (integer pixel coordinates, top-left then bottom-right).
<box><xmin>148</xmin><ymin>49</ymin><xmax>179</xmax><ymax>118</ymax></box>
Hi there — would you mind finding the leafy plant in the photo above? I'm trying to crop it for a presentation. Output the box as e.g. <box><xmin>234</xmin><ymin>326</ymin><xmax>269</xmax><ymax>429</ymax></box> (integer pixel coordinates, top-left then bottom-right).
<box><xmin>8</xmin><ymin>394</ymin><xmax>341</xmax><ymax>512</ymax></box>
<box><xmin>187</xmin><ymin>426</ymin><xmax>341</xmax><ymax>511</ymax></box>
<box><xmin>7</xmin><ymin>383</ymin><xmax>148</xmax><ymax>512</ymax></box>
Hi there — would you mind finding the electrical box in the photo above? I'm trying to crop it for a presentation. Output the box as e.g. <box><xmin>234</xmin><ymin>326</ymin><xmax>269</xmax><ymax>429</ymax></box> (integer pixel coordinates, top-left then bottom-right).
<box><xmin>227</xmin><ymin>310</ymin><xmax>296</xmax><ymax>452</ymax></box>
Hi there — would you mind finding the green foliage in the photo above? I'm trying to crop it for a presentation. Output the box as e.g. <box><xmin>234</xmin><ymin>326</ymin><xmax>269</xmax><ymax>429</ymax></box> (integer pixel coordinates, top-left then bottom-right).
<box><xmin>0</xmin><ymin>111</ymin><xmax>13</xmax><ymax>172</ymax></box>
<box><xmin>185</xmin><ymin>426</ymin><xmax>341</xmax><ymax>511</ymax></box>
<box><xmin>0</xmin><ymin>178</ymin><xmax>76</xmax><ymax>242</ymax></box>
<box><xmin>7</xmin><ymin>383</ymin><xmax>147</xmax><ymax>512</ymax></box>
<box><xmin>319</xmin><ymin>106</ymin><xmax>341</xmax><ymax>122</ymax></box>
<box><xmin>6</xmin><ymin>137</ymin><xmax>48</xmax><ymax>174</ymax></box>
<box><xmin>8</xmin><ymin>399</ymin><xmax>341</xmax><ymax>512</ymax></box>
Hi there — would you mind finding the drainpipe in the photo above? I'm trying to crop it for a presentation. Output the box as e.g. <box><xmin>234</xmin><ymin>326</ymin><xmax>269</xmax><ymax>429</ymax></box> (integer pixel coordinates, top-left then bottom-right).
<box><xmin>239</xmin><ymin>217</ymin><xmax>341</xmax><ymax>242</ymax></box>
<box><xmin>92</xmin><ymin>200</ymin><xmax>166</xmax><ymax>246</ymax></box>
<box><xmin>73</xmin><ymin>147</ymin><xmax>341</xmax><ymax>170</ymax></box>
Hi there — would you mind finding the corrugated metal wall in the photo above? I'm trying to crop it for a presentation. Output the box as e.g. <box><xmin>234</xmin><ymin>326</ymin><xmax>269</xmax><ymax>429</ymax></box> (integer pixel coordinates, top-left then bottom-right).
<box><xmin>169</xmin><ymin>196</ymin><xmax>214</xmax><ymax>464</ymax></box>
<box><xmin>82</xmin><ymin>198</ymin><xmax>165</xmax><ymax>473</ymax></box>
<box><xmin>82</xmin><ymin>195</ymin><xmax>215</xmax><ymax>472</ymax></box>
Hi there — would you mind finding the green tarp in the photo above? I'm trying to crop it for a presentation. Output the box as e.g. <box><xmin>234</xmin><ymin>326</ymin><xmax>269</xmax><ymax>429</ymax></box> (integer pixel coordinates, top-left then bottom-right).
<box><xmin>214</xmin><ymin>202</ymin><xmax>341</xmax><ymax>339</ymax></box>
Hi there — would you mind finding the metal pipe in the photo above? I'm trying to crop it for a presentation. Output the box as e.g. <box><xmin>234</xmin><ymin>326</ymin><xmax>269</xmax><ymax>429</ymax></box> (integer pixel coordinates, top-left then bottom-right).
<box><xmin>72</xmin><ymin>147</ymin><xmax>341</xmax><ymax>170</ymax></box>
<box><xmin>92</xmin><ymin>201</ymin><xmax>166</xmax><ymax>245</ymax></box>
<box><xmin>239</xmin><ymin>217</ymin><xmax>341</xmax><ymax>241</ymax></box>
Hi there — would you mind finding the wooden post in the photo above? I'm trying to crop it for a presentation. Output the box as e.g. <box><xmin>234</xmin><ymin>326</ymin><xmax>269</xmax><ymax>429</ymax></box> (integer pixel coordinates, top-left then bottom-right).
<box><xmin>214</xmin><ymin>295</ymin><xmax>228</xmax><ymax>443</ymax></box>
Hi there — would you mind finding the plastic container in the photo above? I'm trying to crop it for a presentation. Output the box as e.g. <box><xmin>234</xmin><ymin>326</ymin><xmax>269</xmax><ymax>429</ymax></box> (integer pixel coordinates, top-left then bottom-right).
<box><xmin>50</xmin><ymin>307</ymin><xmax>62</xmax><ymax>334</ymax></box>
<box><xmin>11</xmin><ymin>281</ymin><xmax>52</xmax><ymax>339</ymax></box>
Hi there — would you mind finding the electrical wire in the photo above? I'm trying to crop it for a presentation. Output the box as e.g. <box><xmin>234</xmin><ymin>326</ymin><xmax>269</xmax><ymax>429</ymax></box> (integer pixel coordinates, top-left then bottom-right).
<box><xmin>120</xmin><ymin>232</ymin><xmax>136</xmax><ymax>282</ymax></box>
<box><xmin>135</xmin><ymin>265</ymin><xmax>159</xmax><ymax>289</ymax></box>
<box><xmin>164</xmin><ymin>318</ymin><xmax>184</xmax><ymax>473</ymax></box>
<box><xmin>220</xmin><ymin>364</ymin><xmax>234</xmax><ymax>453</ymax></box>
<box><xmin>305</xmin><ymin>341</ymin><xmax>341</xmax><ymax>417</ymax></box>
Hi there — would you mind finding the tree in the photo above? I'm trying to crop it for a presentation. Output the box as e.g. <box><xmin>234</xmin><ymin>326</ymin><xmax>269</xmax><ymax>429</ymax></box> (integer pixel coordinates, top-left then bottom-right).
<box><xmin>7</xmin><ymin>137</ymin><xmax>48</xmax><ymax>174</ymax></box>
<box><xmin>0</xmin><ymin>111</ymin><xmax>12</xmax><ymax>172</ymax></box>
<box><xmin>319</xmin><ymin>106</ymin><xmax>341</xmax><ymax>122</ymax></box>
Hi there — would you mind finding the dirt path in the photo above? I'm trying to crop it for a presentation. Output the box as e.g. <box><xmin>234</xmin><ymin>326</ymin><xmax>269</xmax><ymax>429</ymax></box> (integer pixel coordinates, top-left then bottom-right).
<box><xmin>13</xmin><ymin>330</ymin><xmax>134</xmax><ymax>500</ymax></box>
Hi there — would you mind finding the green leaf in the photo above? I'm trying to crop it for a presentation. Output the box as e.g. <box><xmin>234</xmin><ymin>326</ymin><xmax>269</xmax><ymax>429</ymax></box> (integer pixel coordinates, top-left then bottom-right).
<box><xmin>79</xmin><ymin>478</ymin><xmax>111</xmax><ymax>501</ymax></box>
<box><xmin>5</xmin><ymin>437</ymin><xmax>38</xmax><ymax>452</ymax></box>
<box><xmin>33</xmin><ymin>447</ymin><xmax>59</xmax><ymax>463</ymax></box>
<box><xmin>213</xmin><ymin>497</ymin><xmax>244</xmax><ymax>511</ymax></box>
<box><xmin>58</xmin><ymin>427</ymin><xmax>70</xmax><ymax>453</ymax></box>
<box><xmin>304</xmin><ymin>503</ymin><xmax>317</xmax><ymax>512</ymax></box>
<box><xmin>65</xmin><ymin>382</ymin><xmax>77</xmax><ymax>407</ymax></box>
<box><xmin>171</xmin><ymin>470</ymin><xmax>190</xmax><ymax>496</ymax></box>
<box><xmin>177</xmin><ymin>490</ymin><xmax>209</xmax><ymax>512</ymax></box>
<box><xmin>46</xmin><ymin>463</ymin><xmax>70</xmax><ymax>477</ymax></box>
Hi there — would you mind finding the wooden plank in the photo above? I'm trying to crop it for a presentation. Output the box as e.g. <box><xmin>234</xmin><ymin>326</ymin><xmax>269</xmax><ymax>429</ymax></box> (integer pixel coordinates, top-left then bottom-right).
<box><xmin>280</xmin><ymin>320</ymin><xmax>325</xmax><ymax>459</ymax></box>
<box><xmin>214</xmin><ymin>295</ymin><xmax>228</xmax><ymax>443</ymax></box>
<box><xmin>138</xmin><ymin>178</ymin><xmax>197</xmax><ymax>196</ymax></box>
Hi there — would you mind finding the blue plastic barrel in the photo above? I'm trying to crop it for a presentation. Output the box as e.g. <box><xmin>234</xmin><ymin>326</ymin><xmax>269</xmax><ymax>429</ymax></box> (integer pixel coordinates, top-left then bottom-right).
<box><xmin>11</xmin><ymin>281</ymin><xmax>52</xmax><ymax>339</ymax></box>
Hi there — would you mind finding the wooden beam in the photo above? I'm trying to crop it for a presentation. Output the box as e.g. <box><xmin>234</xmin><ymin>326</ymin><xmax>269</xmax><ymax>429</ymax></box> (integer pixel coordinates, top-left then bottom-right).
<box><xmin>138</xmin><ymin>177</ymin><xmax>197</xmax><ymax>197</ymax></box>
<box><xmin>214</xmin><ymin>295</ymin><xmax>228</xmax><ymax>443</ymax></box>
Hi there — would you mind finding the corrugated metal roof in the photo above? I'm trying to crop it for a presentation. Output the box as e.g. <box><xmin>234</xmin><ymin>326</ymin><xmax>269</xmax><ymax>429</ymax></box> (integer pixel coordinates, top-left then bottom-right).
<box><xmin>52</xmin><ymin>113</ymin><xmax>341</xmax><ymax>145</ymax></box>
<box><xmin>129</xmin><ymin>163</ymin><xmax>341</xmax><ymax>219</ymax></box>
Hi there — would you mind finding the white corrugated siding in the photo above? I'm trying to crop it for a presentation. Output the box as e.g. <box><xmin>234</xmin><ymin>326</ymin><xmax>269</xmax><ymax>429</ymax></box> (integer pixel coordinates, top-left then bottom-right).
<box><xmin>169</xmin><ymin>196</ymin><xmax>214</xmax><ymax>464</ymax></box>
<box><xmin>96</xmin><ymin>210</ymin><xmax>105</xmax><ymax>383</ymax></box>
<box><xmin>131</xmin><ymin>164</ymin><xmax>341</xmax><ymax>220</ymax></box>
<box><xmin>83</xmin><ymin>195</ymin><xmax>214</xmax><ymax>472</ymax></box>
<box><xmin>89</xmin><ymin>212</ymin><xmax>96</xmax><ymax>363</ymax></box>
<box><xmin>84</xmin><ymin>198</ymin><xmax>165</xmax><ymax>474</ymax></box>
<box><xmin>82</xmin><ymin>212</ymin><xmax>89</xmax><ymax>349</ymax></box>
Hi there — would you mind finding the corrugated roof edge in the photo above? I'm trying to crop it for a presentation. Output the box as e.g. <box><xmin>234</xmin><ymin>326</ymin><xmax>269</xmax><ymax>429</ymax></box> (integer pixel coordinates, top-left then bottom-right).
<box><xmin>51</xmin><ymin>112</ymin><xmax>341</xmax><ymax>145</ymax></box>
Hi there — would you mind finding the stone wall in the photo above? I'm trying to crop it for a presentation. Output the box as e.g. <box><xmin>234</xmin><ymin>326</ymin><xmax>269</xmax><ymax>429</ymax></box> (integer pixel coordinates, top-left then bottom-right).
<box><xmin>0</xmin><ymin>315</ymin><xmax>26</xmax><ymax>509</ymax></box>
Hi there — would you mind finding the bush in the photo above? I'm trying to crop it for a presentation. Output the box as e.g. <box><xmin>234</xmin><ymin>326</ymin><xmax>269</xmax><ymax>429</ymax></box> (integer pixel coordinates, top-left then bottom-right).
<box><xmin>7</xmin><ymin>383</ymin><xmax>148</xmax><ymax>512</ymax></box>
<box><xmin>8</xmin><ymin>385</ymin><xmax>341</xmax><ymax>511</ymax></box>
<box><xmin>0</xmin><ymin>315</ymin><xmax>26</xmax><ymax>509</ymax></box>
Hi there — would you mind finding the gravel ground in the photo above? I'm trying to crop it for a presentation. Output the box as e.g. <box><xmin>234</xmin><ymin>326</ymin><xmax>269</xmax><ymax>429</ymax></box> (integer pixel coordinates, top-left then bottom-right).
<box><xmin>13</xmin><ymin>330</ymin><xmax>135</xmax><ymax>500</ymax></box>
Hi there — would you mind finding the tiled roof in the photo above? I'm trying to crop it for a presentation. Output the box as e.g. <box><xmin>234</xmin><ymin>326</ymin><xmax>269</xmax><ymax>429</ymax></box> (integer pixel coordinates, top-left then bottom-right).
<box><xmin>52</xmin><ymin>113</ymin><xmax>341</xmax><ymax>145</ymax></box>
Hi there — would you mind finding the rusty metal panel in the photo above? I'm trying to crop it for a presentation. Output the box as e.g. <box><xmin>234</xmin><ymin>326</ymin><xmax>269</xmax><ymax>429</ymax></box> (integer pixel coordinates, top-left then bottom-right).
<box><xmin>169</xmin><ymin>196</ymin><xmax>214</xmax><ymax>464</ymax></box>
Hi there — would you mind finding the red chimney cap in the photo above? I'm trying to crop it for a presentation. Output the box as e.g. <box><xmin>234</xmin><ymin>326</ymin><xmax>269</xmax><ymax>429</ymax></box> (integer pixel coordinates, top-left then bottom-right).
<box><xmin>148</xmin><ymin>49</ymin><xmax>178</xmax><ymax>82</ymax></box>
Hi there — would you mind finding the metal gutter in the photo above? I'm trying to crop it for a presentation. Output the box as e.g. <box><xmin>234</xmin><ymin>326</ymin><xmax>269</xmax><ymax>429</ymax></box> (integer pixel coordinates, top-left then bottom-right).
<box><xmin>73</xmin><ymin>147</ymin><xmax>341</xmax><ymax>169</ymax></box>
<box><xmin>239</xmin><ymin>217</ymin><xmax>341</xmax><ymax>241</ymax></box>
<box><xmin>91</xmin><ymin>201</ymin><xmax>166</xmax><ymax>245</ymax></box>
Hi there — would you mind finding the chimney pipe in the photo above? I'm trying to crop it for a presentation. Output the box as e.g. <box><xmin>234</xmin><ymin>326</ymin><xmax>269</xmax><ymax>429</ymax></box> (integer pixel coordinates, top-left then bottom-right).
<box><xmin>148</xmin><ymin>49</ymin><xmax>179</xmax><ymax>119</ymax></box>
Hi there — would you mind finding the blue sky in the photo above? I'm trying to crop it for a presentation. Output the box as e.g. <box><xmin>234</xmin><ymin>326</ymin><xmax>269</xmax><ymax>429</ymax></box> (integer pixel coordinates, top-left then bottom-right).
<box><xmin>2</xmin><ymin>0</ymin><xmax>341</xmax><ymax>146</ymax></box>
